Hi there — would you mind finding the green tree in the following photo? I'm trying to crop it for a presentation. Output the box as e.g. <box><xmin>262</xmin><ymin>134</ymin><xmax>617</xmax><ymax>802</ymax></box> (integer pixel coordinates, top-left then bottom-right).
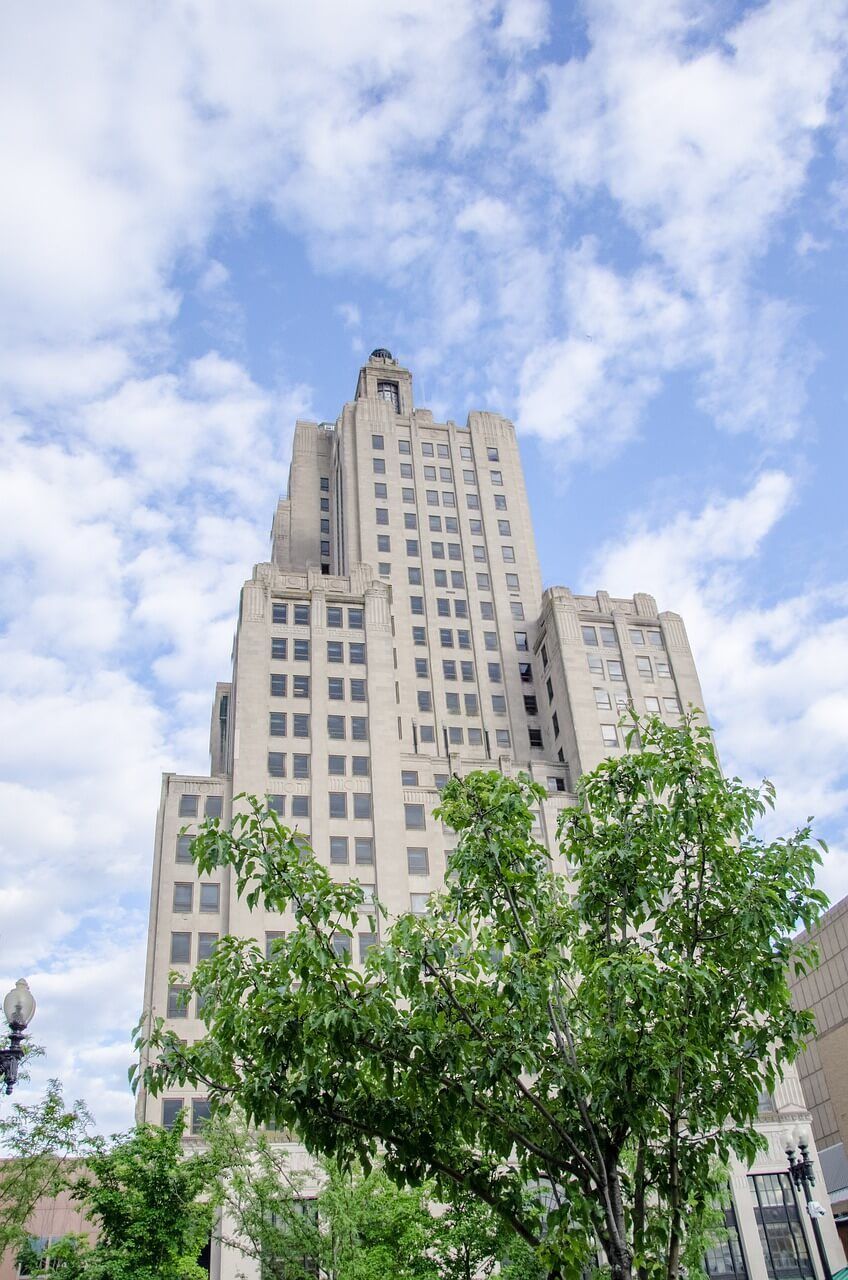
<box><xmin>44</xmin><ymin>1119</ymin><xmax>223</xmax><ymax>1280</ymax></box>
<box><xmin>136</xmin><ymin>715</ymin><xmax>826</xmax><ymax>1280</ymax></box>
<box><xmin>0</xmin><ymin>1080</ymin><xmax>93</xmax><ymax>1259</ymax></box>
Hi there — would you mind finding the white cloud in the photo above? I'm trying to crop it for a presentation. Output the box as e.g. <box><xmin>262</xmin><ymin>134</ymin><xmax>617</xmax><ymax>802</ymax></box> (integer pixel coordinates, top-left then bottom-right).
<box><xmin>584</xmin><ymin>473</ymin><xmax>848</xmax><ymax>901</ymax></box>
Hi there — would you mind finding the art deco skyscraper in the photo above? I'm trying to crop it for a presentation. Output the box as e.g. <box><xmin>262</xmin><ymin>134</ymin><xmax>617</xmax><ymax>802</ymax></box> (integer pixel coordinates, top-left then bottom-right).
<box><xmin>138</xmin><ymin>350</ymin><xmax>843</xmax><ymax>1280</ymax></box>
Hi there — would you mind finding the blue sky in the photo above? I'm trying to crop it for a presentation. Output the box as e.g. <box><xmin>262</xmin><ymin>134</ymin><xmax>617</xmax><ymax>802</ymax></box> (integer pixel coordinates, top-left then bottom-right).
<box><xmin>1</xmin><ymin>0</ymin><xmax>847</xmax><ymax>1131</ymax></box>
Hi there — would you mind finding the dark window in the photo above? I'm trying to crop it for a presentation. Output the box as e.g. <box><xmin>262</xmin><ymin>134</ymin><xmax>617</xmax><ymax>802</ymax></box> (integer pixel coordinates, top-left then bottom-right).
<box><xmin>328</xmin><ymin>676</ymin><xmax>344</xmax><ymax>700</ymax></box>
<box><xmin>271</xmin><ymin>636</ymin><xmax>287</xmax><ymax>660</ymax></box>
<box><xmin>272</xmin><ymin>602</ymin><xmax>287</xmax><ymax>624</ymax></box>
<box><xmin>349</xmin><ymin>643</ymin><xmax>366</xmax><ymax>664</ymax></box>
<box><xmin>749</xmin><ymin>1174</ymin><xmax>813</xmax><ymax>1280</ymax></box>
<box><xmin>320</xmin><ymin>477</ymin><xmax>329</xmax><ymax>492</ymax></box>
<box><xmin>704</xmin><ymin>1202</ymin><xmax>748</xmax><ymax>1280</ymax></box>
<box><xmin>350</xmin><ymin>678</ymin><xmax>366</xmax><ymax>701</ymax></box>
<box><xmin>170</xmin><ymin>932</ymin><xmax>191</xmax><ymax>964</ymax></box>
<box><xmin>294</xmin><ymin>604</ymin><xmax>310</xmax><ymax>626</ymax></box>
<box><xmin>327</xmin><ymin>606</ymin><xmax>343</xmax><ymax>628</ymax></box>
<box><xmin>328</xmin><ymin>754</ymin><xmax>345</xmax><ymax>776</ymax></box>
<box><xmin>179</xmin><ymin>794</ymin><xmax>199</xmax><ymax>817</ymax></box>
<box><xmin>192</xmin><ymin>1099</ymin><xmax>212</xmax><ymax>1135</ymax></box>
<box><xmin>529</xmin><ymin>727</ymin><xmax>544</xmax><ymax>749</ymax></box>
<box><xmin>270</xmin><ymin>712</ymin><xmax>286</xmax><ymax>736</ymax></box>
<box><xmin>329</xmin><ymin>793</ymin><xmax>347</xmax><ymax>818</ymax></box>
<box><xmin>173</xmin><ymin>882</ymin><xmax>193</xmax><ymax>911</ymax></box>
<box><xmin>162</xmin><ymin>1099</ymin><xmax>184</xmax><ymax>1130</ymax></box>
<box><xmin>268</xmin><ymin>751</ymin><xmax>286</xmax><ymax>777</ymax></box>
<box><xmin>351</xmin><ymin>755</ymin><xmax>369</xmax><ymax>777</ymax></box>
<box><xmin>353</xmin><ymin>793</ymin><xmax>372</xmax><ymax>819</ymax></box>
<box><xmin>377</xmin><ymin>381</ymin><xmax>400</xmax><ymax>411</ymax></box>
<box><xmin>327</xmin><ymin>641</ymin><xmax>343</xmax><ymax>663</ymax></box>
<box><xmin>292</xmin><ymin>793</ymin><xmax>309</xmax><ymax>815</ymax></box>
<box><xmin>292</xmin><ymin>754</ymin><xmax>310</xmax><ymax>779</ymax></box>
<box><xmin>293</xmin><ymin>675</ymin><xmax>309</xmax><ymax>697</ymax></box>
<box><xmin>405</xmin><ymin>803</ymin><xmax>426</xmax><ymax>830</ymax></box>
<box><xmin>292</xmin><ymin>713</ymin><xmax>309</xmax><ymax>737</ymax></box>
<box><xmin>348</xmin><ymin>608</ymin><xmax>363</xmax><ymax>629</ymax></box>
<box><xmin>519</xmin><ymin>662</ymin><xmax>533</xmax><ymax>683</ymax></box>
<box><xmin>294</xmin><ymin>638</ymin><xmax>309</xmax><ymax>661</ymax></box>
<box><xmin>271</xmin><ymin>673</ymin><xmax>287</xmax><ymax>697</ymax></box>
<box><xmin>524</xmin><ymin>695</ymin><xmax>538</xmax><ymax>715</ymax></box>
<box><xmin>330</xmin><ymin>837</ymin><xmax>349</xmax><ymax>864</ymax></box>
<box><xmin>267</xmin><ymin>794</ymin><xmax>285</xmax><ymax>814</ymax></box>
<box><xmin>351</xmin><ymin>716</ymin><xmax>368</xmax><ymax>740</ymax></box>
<box><xmin>328</xmin><ymin>715</ymin><xmax>345</xmax><ymax>740</ymax></box>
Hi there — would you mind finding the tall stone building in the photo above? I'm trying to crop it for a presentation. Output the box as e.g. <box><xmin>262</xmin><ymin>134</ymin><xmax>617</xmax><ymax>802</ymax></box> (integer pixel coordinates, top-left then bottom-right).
<box><xmin>137</xmin><ymin>350</ymin><xmax>844</xmax><ymax>1280</ymax></box>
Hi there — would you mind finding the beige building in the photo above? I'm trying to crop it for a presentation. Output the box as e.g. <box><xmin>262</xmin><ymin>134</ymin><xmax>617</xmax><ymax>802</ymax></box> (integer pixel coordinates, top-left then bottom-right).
<box><xmin>790</xmin><ymin>893</ymin><xmax>848</xmax><ymax>1254</ymax></box>
<box><xmin>136</xmin><ymin>350</ymin><xmax>844</xmax><ymax>1280</ymax></box>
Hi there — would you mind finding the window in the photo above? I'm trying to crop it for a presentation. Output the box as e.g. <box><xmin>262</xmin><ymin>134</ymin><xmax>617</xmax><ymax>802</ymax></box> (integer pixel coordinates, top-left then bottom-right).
<box><xmin>487</xmin><ymin>446</ymin><xmax>499</xmax><ymax>461</ymax></box>
<box><xmin>167</xmin><ymin>985</ymin><xmax>189</xmax><ymax>1018</ymax></box>
<box><xmin>460</xmin><ymin>446</ymin><xmax>472</xmax><ymax>460</ymax></box>
<box><xmin>272</xmin><ymin>602</ymin><xmax>288</xmax><ymax>625</ymax></box>
<box><xmin>378</xmin><ymin>381</ymin><xmax>400</xmax><ymax>410</ymax></box>
<box><xmin>170</xmin><ymin>932</ymin><xmax>191</xmax><ymax>964</ymax></box>
<box><xmin>587</xmin><ymin>654</ymin><xmax>603</xmax><ymax>674</ymax></box>
<box><xmin>410</xmin><ymin>595</ymin><xmax>425</xmax><ymax>616</ymax></box>
<box><xmin>490</xmin><ymin>470</ymin><xmax>503</xmax><ymax>485</ymax></box>
<box><xmin>514</xmin><ymin>631</ymin><xmax>528</xmax><ymax>650</ymax></box>
<box><xmin>349</xmin><ymin>642</ymin><xmax>366</xmax><ymax>664</ymax></box>
<box><xmin>546</xmin><ymin>677</ymin><xmax>554</xmax><ymax>702</ymax></box>
<box><xmin>176</xmin><ymin>835</ymin><xmax>193</xmax><ymax>863</ymax></box>
<box><xmin>505</xmin><ymin>573</ymin><xmax>519</xmax><ymax>590</ymax></box>
<box><xmin>292</xmin><ymin>753</ymin><xmax>310</xmax><ymax>779</ymax></box>
<box><xmin>265</xmin><ymin>931</ymin><xmax>285</xmax><ymax>959</ymax></box>
<box><xmin>327</xmin><ymin>606</ymin><xmax>343</xmax><ymax>628</ymax></box>
<box><xmin>179</xmin><ymin>794</ymin><xmax>199</xmax><ymax>818</ymax></box>
<box><xmin>376</xmin><ymin>508</ymin><xmax>389</xmax><ymax>526</ymax></box>
<box><xmin>329</xmin><ymin>793</ymin><xmax>347</xmax><ymax>819</ymax></box>
<box><xmin>511</xmin><ymin>601</ymin><xmax>524</xmax><ymax>620</ymax></box>
<box><xmin>206</xmin><ymin>794</ymin><xmax>222</xmax><ymax>820</ymax></box>
<box><xmin>492</xmin><ymin>695</ymin><xmax>506</xmax><ymax>714</ymax></box>
<box><xmin>582</xmin><ymin>625</ymin><xmax>598</xmax><ymax>646</ymax></box>
<box><xmin>488</xmin><ymin>662</ymin><xmax>502</xmax><ymax>682</ymax></box>
<box><xmin>445</xmin><ymin>692</ymin><xmax>460</xmax><ymax>713</ymax></box>
<box><xmin>419</xmin><ymin>725</ymin><xmax>435</xmax><ymax>743</ymax></box>
<box><xmin>400</xmin><ymin>461</ymin><xmax>413</xmax><ymax>478</ymax></box>
<box><xmin>502</xmin><ymin>545</ymin><xmax>515</xmax><ymax>563</ymax></box>
<box><xmin>377</xmin><ymin>534</ymin><xmax>391</xmax><ymax>552</ymax></box>
<box><xmin>350</xmin><ymin>678</ymin><xmax>366</xmax><ymax>701</ymax></box>
<box><xmin>629</xmin><ymin>628</ymin><xmax>645</xmax><ymax>646</ymax></box>
<box><xmin>292</xmin><ymin>794</ymin><xmax>309</xmax><ymax>816</ymax></box>
<box><xmin>321</xmin><ymin>496</ymin><xmax>329</xmax><ymax>511</ymax></box>
<box><xmin>422</xmin><ymin>441</ymin><xmax>435</xmax><ymax>457</ymax></box>
<box><xmin>268</xmin><ymin>751</ymin><xmax>286</xmax><ymax>777</ymax></box>
<box><xmin>355</xmin><ymin>837</ymin><xmax>374</xmax><ymax>864</ymax></box>
<box><xmin>320</xmin><ymin>477</ymin><xmax>329</xmax><ymax>492</ymax></box>
<box><xmin>162</xmin><ymin>1098</ymin><xmax>184</xmax><ymax>1130</ymax></box>
<box><xmin>270</xmin><ymin>673</ymin><xmax>287</xmax><ymax>697</ymax></box>
<box><xmin>473</xmin><ymin>545</ymin><xmax>486</xmax><ymax>562</ymax></box>
<box><xmin>663</xmin><ymin>696</ymin><xmax>681</xmax><ymax>713</ymax></box>
<box><xmin>524</xmin><ymin>694</ymin><xmax>538</xmax><ymax>714</ymax></box>
<box><xmin>477</xmin><ymin>572</ymin><xmax>491</xmax><ymax>590</ymax></box>
<box><xmin>294</xmin><ymin>638</ymin><xmax>309</xmax><ymax>661</ymax></box>
<box><xmin>529</xmin><ymin>727</ymin><xmax>543</xmax><ymax>749</ymax></box>
<box><xmin>595</xmin><ymin>688</ymin><xmax>612</xmax><ymax>708</ymax></box>
<box><xmin>374</xmin><ymin>482</ymin><xmax>387</xmax><ymax>500</ymax></box>
<box><xmin>426</xmin><ymin>489</ymin><xmax>439</xmax><ymax>506</ymax></box>
<box><xmin>494</xmin><ymin>494</ymin><xmax>507</xmax><ymax>510</ymax></box>
<box><xmin>330</xmin><ymin>836</ymin><xmax>349</xmax><ymax>864</ymax></box>
<box><xmin>467</xmin><ymin>492</ymin><xmax>480</xmax><ymax>509</ymax></box>
<box><xmin>410</xmin><ymin>893</ymin><xmax>430</xmax><ymax>915</ymax></box>
<box><xmin>328</xmin><ymin>676</ymin><xmax>344</xmax><ymax>700</ymax></box>
<box><xmin>199</xmin><ymin>883</ymin><xmax>220</xmax><ymax>913</ymax></box>
<box><xmin>448</xmin><ymin>726</ymin><xmax>464</xmax><ymax>744</ymax></box>
<box><xmin>412</xmin><ymin>626</ymin><xmax>426</xmax><ymax>645</ymax></box>
<box><xmin>372</xmin><ymin>433</ymin><xmax>384</xmax><ymax>450</ymax></box>
<box><xmin>417</xmin><ymin>690</ymin><xmax>432</xmax><ymax>711</ymax></box>
<box><xmin>269</xmin><ymin>712</ymin><xmax>286</xmax><ymax>736</ymax></box>
<box><xmin>405</xmin><ymin>803</ymin><xmax>426</xmax><ymax>830</ymax></box>
<box><xmin>431</xmin><ymin>541</ymin><xmax>444</xmax><ymax>559</ymax></box>
<box><xmin>438</xmin><ymin>466</ymin><xmax>451</xmax><ymax>482</ymax></box>
<box><xmin>294</xmin><ymin>603</ymin><xmax>310</xmax><ymax>626</ymax></box>
<box><xmin>328</xmin><ymin>715</ymin><xmax>345</xmax><ymax>740</ymax></box>
<box><xmin>359</xmin><ymin>933</ymin><xmax>378</xmax><ymax>962</ymax></box>
<box><xmin>457</xmin><ymin>630</ymin><xmax>471</xmax><ymax>649</ymax></box>
<box><xmin>648</xmin><ymin>629</ymin><xmax>664</xmax><ymax>648</ymax></box>
<box><xmin>461</xmin><ymin>661</ymin><xmax>474</xmax><ymax>681</ymax></box>
<box><xmin>408</xmin><ymin>566</ymin><xmax>422</xmax><ymax>585</ymax></box>
<box><xmin>645</xmin><ymin>696</ymin><xmax>660</xmax><ymax>713</ymax></box>
<box><xmin>407</xmin><ymin>847</ymin><xmax>429</xmax><ymax>874</ymax></box>
<box><xmin>519</xmin><ymin>662</ymin><xmax>533</xmax><ymax>683</ymax></box>
<box><xmin>267</xmin><ymin>794</ymin><xmax>285</xmax><ymax>814</ymax></box>
<box><xmin>468</xmin><ymin>727</ymin><xmax>483</xmax><ymax>745</ymax></box>
<box><xmin>657</xmin><ymin>660</ymin><xmax>672</xmax><ymax>678</ymax></box>
<box><xmin>447</xmin><ymin>542</ymin><xmax>461</xmax><ymax>560</ymax></box>
<box><xmin>350</xmin><ymin>717</ymin><xmax>368</xmax><ymax>741</ymax></box>
<box><xmin>636</xmin><ymin>656</ymin><xmax>653</xmax><ymax>680</ymax></box>
<box><xmin>480</xmin><ymin>600</ymin><xmax>494</xmax><ymax>620</ymax></box>
<box><xmin>328</xmin><ymin>754</ymin><xmax>345</xmax><ymax>776</ymax></box>
<box><xmin>600</xmin><ymin>626</ymin><xmax>616</xmax><ymax>647</ymax></box>
<box><xmin>749</xmin><ymin>1174</ymin><xmax>813</xmax><ymax>1280</ymax></box>
<box><xmin>484</xmin><ymin>632</ymin><xmax>498</xmax><ymax>651</ymax></box>
<box><xmin>373</xmin><ymin>457</ymin><xmax>386</xmax><ymax>475</ymax></box>
<box><xmin>404</xmin><ymin>512</ymin><xmax>417</xmax><ymax>529</ymax></box>
<box><xmin>601</xmin><ymin>724</ymin><xmax>618</xmax><ymax>746</ymax></box>
<box><xmin>464</xmin><ymin>693</ymin><xmax>478</xmax><ymax>715</ymax></box>
<box><xmin>429</xmin><ymin>515</ymin><xmax>442</xmax><ymax>531</ymax></box>
<box><xmin>607</xmin><ymin>661</ymin><xmax>624</xmax><ymax>681</ymax></box>
<box><xmin>424</xmin><ymin>466</ymin><xmax>437</xmax><ymax>481</ymax></box>
<box><xmin>415</xmin><ymin>658</ymin><xmax>429</xmax><ymax>679</ymax></box>
<box><xmin>547</xmin><ymin>777</ymin><xmax>566</xmax><ymax>793</ymax></box>
<box><xmin>379</xmin><ymin>562</ymin><xmax>391</xmax><ymax>576</ymax></box>
<box><xmin>353</xmin><ymin>793</ymin><xmax>372</xmax><ymax>819</ymax></box>
<box><xmin>332</xmin><ymin>934</ymin><xmax>352</xmax><ymax>961</ymax></box>
<box><xmin>198</xmin><ymin>932</ymin><xmax>218</xmax><ymax>960</ymax></box>
<box><xmin>436</xmin><ymin>598</ymin><xmax>450</xmax><ymax>618</ymax></box>
<box><xmin>552</xmin><ymin>711</ymin><xmax>559</xmax><ymax>738</ymax></box>
<box><xmin>401</xmin><ymin>770</ymin><xmax>419</xmax><ymax>786</ymax></box>
<box><xmin>433</xmin><ymin>569</ymin><xmax>447</xmax><ymax>587</ymax></box>
<box><xmin>495</xmin><ymin>729</ymin><xmax>511</xmax><ymax>748</ymax></box>
<box><xmin>451</xmin><ymin>570</ymin><xmax>464</xmax><ymax>587</ymax></box>
<box><xmin>439</xmin><ymin>629</ymin><xmax>453</xmax><ymax>648</ymax></box>
<box><xmin>406</xmin><ymin>539</ymin><xmax>420</xmax><ymax>556</ymax></box>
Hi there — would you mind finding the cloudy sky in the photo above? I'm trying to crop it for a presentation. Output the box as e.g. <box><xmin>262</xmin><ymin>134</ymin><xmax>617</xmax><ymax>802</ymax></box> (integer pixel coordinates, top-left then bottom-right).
<box><xmin>1</xmin><ymin>0</ymin><xmax>847</xmax><ymax>1132</ymax></box>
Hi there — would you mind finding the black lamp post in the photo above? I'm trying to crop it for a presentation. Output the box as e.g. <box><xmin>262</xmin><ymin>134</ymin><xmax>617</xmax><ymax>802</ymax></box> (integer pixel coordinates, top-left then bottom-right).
<box><xmin>785</xmin><ymin>1127</ymin><xmax>833</xmax><ymax>1280</ymax></box>
<box><xmin>0</xmin><ymin>979</ymin><xmax>36</xmax><ymax>1095</ymax></box>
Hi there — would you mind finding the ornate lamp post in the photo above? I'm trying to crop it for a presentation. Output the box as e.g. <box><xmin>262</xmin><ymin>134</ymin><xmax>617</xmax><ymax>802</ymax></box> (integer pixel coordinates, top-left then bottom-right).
<box><xmin>785</xmin><ymin>1126</ymin><xmax>833</xmax><ymax>1280</ymax></box>
<box><xmin>0</xmin><ymin>979</ymin><xmax>36</xmax><ymax>1095</ymax></box>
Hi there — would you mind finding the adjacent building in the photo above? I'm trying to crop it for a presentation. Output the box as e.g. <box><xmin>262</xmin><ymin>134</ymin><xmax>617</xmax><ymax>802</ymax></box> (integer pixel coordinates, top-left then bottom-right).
<box><xmin>136</xmin><ymin>350</ymin><xmax>845</xmax><ymax>1280</ymax></box>
<box><xmin>790</xmin><ymin>893</ymin><xmax>848</xmax><ymax>1253</ymax></box>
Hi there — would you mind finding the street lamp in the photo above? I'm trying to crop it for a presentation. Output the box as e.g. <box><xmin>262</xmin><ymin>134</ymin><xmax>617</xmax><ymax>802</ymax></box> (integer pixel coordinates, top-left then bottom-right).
<box><xmin>0</xmin><ymin>979</ymin><xmax>36</xmax><ymax>1095</ymax></box>
<box><xmin>784</xmin><ymin>1126</ymin><xmax>832</xmax><ymax>1280</ymax></box>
